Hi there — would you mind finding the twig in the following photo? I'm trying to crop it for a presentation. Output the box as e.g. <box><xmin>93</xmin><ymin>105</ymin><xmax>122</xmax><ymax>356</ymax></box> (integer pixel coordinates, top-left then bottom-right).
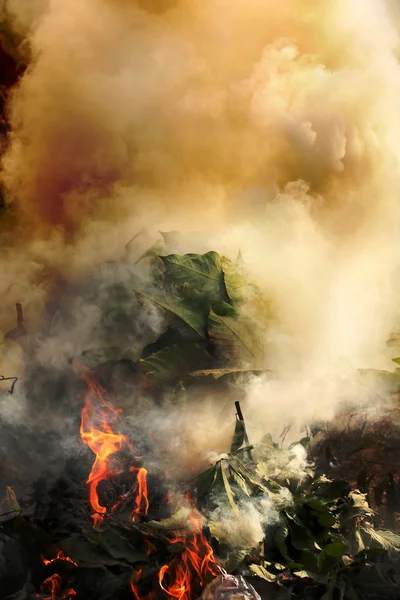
<box><xmin>0</xmin><ymin>509</ymin><xmax>22</xmax><ymax>518</ymax></box>
<box><xmin>125</xmin><ymin>230</ymin><xmax>144</xmax><ymax>254</ymax></box>
<box><xmin>0</xmin><ymin>375</ymin><xmax>18</xmax><ymax>394</ymax></box>
<box><xmin>234</xmin><ymin>401</ymin><xmax>253</xmax><ymax>461</ymax></box>
<box><xmin>280</xmin><ymin>424</ymin><xmax>292</xmax><ymax>448</ymax></box>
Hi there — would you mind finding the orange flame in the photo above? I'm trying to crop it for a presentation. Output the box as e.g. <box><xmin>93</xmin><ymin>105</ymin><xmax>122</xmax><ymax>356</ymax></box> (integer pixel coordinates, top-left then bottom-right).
<box><xmin>131</xmin><ymin>467</ymin><xmax>149</xmax><ymax>519</ymax></box>
<box><xmin>39</xmin><ymin>574</ymin><xmax>76</xmax><ymax>600</ymax></box>
<box><xmin>76</xmin><ymin>365</ymin><xmax>149</xmax><ymax>527</ymax></box>
<box><xmin>158</xmin><ymin>496</ymin><xmax>219</xmax><ymax>600</ymax></box>
<box><xmin>41</xmin><ymin>550</ymin><xmax>78</xmax><ymax>567</ymax></box>
<box><xmin>130</xmin><ymin>569</ymin><xmax>154</xmax><ymax>600</ymax></box>
<box><xmin>79</xmin><ymin>367</ymin><xmax>126</xmax><ymax>526</ymax></box>
<box><xmin>144</xmin><ymin>538</ymin><xmax>157</xmax><ymax>556</ymax></box>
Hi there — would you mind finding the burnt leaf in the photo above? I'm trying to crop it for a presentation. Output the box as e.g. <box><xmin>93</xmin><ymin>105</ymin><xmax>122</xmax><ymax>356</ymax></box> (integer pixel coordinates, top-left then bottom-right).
<box><xmin>92</xmin><ymin>530</ymin><xmax>148</xmax><ymax>564</ymax></box>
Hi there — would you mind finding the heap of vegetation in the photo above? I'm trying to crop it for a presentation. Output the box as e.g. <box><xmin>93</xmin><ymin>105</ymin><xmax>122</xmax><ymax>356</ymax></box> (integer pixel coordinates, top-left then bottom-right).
<box><xmin>0</xmin><ymin>240</ymin><xmax>399</xmax><ymax>600</ymax></box>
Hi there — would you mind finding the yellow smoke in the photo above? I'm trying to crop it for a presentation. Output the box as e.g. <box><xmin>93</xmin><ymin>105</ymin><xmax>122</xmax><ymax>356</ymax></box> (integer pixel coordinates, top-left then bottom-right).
<box><xmin>1</xmin><ymin>0</ymin><xmax>400</xmax><ymax>430</ymax></box>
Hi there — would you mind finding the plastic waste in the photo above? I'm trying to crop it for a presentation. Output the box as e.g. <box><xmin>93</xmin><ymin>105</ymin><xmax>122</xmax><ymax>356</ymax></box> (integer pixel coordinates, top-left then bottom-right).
<box><xmin>199</xmin><ymin>572</ymin><xmax>261</xmax><ymax>600</ymax></box>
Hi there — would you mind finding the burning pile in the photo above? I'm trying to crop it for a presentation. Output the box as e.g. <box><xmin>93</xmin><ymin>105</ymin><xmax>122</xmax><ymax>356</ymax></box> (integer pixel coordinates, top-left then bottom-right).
<box><xmin>2</xmin><ymin>1</ymin><xmax>400</xmax><ymax>598</ymax></box>
<box><xmin>0</xmin><ymin>244</ymin><xmax>399</xmax><ymax>599</ymax></box>
<box><xmin>76</xmin><ymin>365</ymin><xmax>221</xmax><ymax>600</ymax></box>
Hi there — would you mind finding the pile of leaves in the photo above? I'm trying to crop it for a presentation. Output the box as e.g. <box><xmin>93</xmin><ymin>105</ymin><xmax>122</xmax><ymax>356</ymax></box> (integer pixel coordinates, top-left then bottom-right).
<box><xmin>1</xmin><ymin>241</ymin><xmax>400</xmax><ymax>599</ymax></box>
<box><xmin>66</xmin><ymin>233</ymin><xmax>269</xmax><ymax>396</ymax></box>
<box><xmin>1</xmin><ymin>415</ymin><xmax>400</xmax><ymax>600</ymax></box>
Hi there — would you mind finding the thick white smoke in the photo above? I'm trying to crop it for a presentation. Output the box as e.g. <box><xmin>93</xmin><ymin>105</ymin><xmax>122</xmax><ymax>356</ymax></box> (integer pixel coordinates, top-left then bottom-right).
<box><xmin>1</xmin><ymin>0</ymin><xmax>400</xmax><ymax>478</ymax></box>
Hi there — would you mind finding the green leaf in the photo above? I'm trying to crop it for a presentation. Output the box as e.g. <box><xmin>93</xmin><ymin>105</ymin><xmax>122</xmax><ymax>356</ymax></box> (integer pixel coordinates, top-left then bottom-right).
<box><xmin>141</xmin><ymin>342</ymin><xmax>212</xmax><ymax>383</ymax></box>
<box><xmin>299</xmin><ymin>498</ymin><xmax>337</xmax><ymax>528</ymax></box>
<box><xmin>318</xmin><ymin>543</ymin><xmax>348</xmax><ymax>574</ymax></box>
<box><xmin>221</xmin><ymin>256</ymin><xmax>247</xmax><ymax>304</ymax></box>
<box><xmin>207</xmin><ymin>309</ymin><xmax>263</xmax><ymax>365</ymax></box>
<box><xmin>289</xmin><ymin>520</ymin><xmax>314</xmax><ymax>552</ymax></box>
<box><xmin>274</xmin><ymin>524</ymin><xmax>290</xmax><ymax>561</ymax></box>
<box><xmin>392</xmin><ymin>357</ymin><xmax>400</xmax><ymax>365</ymax></box>
<box><xmin>161</xmin><ymin>252</ymin><xmax>228</xmax><ymax>300</ymax></box>
<box><xmin>135</xmin><ymin>291</ymin><xmax>208</xmax><ymax>339</ymax></box>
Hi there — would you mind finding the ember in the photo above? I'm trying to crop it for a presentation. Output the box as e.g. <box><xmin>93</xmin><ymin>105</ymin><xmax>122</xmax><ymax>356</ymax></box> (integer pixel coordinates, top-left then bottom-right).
<box><xmin>41</xmin><ymin>550</ymin><xmax>78</xmax><ymax>568</ymax></box>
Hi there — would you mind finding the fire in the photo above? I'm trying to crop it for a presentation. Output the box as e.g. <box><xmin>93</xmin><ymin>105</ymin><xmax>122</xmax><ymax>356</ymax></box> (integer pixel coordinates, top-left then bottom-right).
<box><xmin>39</xmin><ymin>574</ymin><xmax>76</xmax><ymax>600</ymax></box>
<box><xmin>76</xmin><ymin>365</ymin><xmax>149</xmax><ymax>527</ymax></box>
<box><xmin>131</xmin><ymin>466</ymin><xmax>149</xmax><ymax>519</ymax></box>
<box><xmin>130</xmin><ymin>569</ymin><xmax>154</xmax><ymax>600</ymax></box>
<box><xmin>145</xmin><ymin>538</ymin><xmax>157</xmax><ymax>556</ymax></box>
<box><xmin>158</xmin><ymin>496</ymin><xmax>219</xmax><ymax>600</ymax></box>
<box><xmin>75</xmin><ymin>366</ymin><xmax>218</xmax><ymax>600</ymax></box>
<box><xmin>41</xmin><ymin>550</ymin><xmax>78</xmax><ymax>567</ymax></box>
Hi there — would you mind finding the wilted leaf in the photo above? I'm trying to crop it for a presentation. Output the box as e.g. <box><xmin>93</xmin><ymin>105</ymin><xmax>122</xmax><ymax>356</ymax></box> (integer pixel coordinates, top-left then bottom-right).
<box><xmin>93</xmin><ymin>530</ymin><xmax>148</xmax><ymax>564</ymax></box>
<box><xmin>59</xmin><ymin>535</ymin><xmax>130</xmax><ymax>567</ymax></box>
<box><xmin>195</xmin><ymin>465</ymin><xmax>218</xmax><ymax>498</ymax></box>
<box><xmin>0</xmin><ymin>487</ymin><xmax>20</xmax><ymax>520</ymax></box>
<box><xmin>190</xmin><ymin>368</ymin><xmax>265</xmax><ymax>380</ymax></box>
<box><xmin>361</xmin><ymin>527</ymin><xmax>400</xmax><ymax>552</ymax></box>
<box><xmin>146</xmin><ymin>507</ymin><xmax>191</xmax><ymax>531</ymax></box>
<box><xmin>229</xmin><ymin>464</ymin><xmax>251</xmax><ymax>497</ymax></box>
<box><xmin>221</xmin><ymin>459</ymin><xmax>238</xmax><ymax>512</ymax></box>
<box><xmin>224</xmin><ymin>549</ymin><xmax>250</xmax><ymax>573</ymax></box>
<box><xmin>249</xmin><ymin>564</ymin><xmax>277</xmax><ymax>582</ymax></box>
